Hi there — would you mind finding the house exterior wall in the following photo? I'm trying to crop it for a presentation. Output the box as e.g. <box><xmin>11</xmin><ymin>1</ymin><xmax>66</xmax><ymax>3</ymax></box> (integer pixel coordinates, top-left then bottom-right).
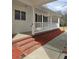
<box><xmin>12</xmin><ymin>0</ymin><xmax>59</xmax><ymax>34</ymax></box>
<box><xmin>12</xmin><ymin>0</ymin><xmax>33</xmax><ymax>34</ymax></box>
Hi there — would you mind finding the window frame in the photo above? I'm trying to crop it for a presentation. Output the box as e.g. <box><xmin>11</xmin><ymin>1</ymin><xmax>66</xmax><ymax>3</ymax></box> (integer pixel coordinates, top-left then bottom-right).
<box><xmin>21</xmin><ymin>11</ymin><xmax>26</xmax><ymax>20</ymax></box>
<box><xmin>15</xmin><ymin>10</ymin><xmax>20</xmax><ymax>20</ymax></box>
<box><xmin>15</xmin><ymin>10</ymin><xmax>26</xmax><ymax>21</ymax></box>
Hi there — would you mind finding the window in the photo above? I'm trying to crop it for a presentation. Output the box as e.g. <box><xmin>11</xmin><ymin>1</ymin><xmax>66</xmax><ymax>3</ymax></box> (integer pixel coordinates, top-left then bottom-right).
<box><xmin>35</xmin><ymin>14</ymin><xmax>42</xmax><ymax>22</ymax></box>
<box><xmin>15</xmin><ymin>10</ymin><xmax>26</xmax><ymax>20</ymax></box>
<box><xmin>64</xmin><ymin>56</ymin><xmax>67</xmax><ymax>59</ymax></box>
<box><xmin>35</xmin><ymin>14</ymin><xmax>37</xmax><ymax>22</ymax></box>
<box><xmin>43</xmin><ymin>16</ymin><xmax>48</xmax><ymax>22</ymax></box>
<box><xmin>35</xmin><ymin>14</ymin><xmax>48</xmax><ymax>22</ymax></box>
<box><xmin>21</xmin><ymin>11</ymin><xmax>26</xmax><ymax>20</ymax></box>
<box><xmin>15</xmin><ymin>10</ymin><xmax>20</xmax><ymax>20</ymax></box>
<box><xmin>37</xmin><ymin>15</ymin><xmax>42</xmax><ymax>22</ymax></box>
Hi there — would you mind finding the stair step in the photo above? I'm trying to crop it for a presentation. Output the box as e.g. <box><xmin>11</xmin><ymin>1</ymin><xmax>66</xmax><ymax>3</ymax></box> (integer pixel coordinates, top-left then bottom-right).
<box><xmin>15</xmin><ymin>38</ymin><xmax>35</xmax><ymax>47</ymax></box>
<box><xmin>18</xmin><ymin>41</ymin><xmax>40</xmax><ymax>52</ymax></box>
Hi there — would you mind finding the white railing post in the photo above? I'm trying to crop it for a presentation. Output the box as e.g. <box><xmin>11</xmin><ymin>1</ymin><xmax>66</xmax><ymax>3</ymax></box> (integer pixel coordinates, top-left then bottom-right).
<box><xmin>58</xmin><ymin>17</ymin><xmax>60</xmax><ymax>28</ymax></box>
<box><xmin>42</xmin><ymin>13</ymin><xmax>43</xmax><ymax>29</ymax></box>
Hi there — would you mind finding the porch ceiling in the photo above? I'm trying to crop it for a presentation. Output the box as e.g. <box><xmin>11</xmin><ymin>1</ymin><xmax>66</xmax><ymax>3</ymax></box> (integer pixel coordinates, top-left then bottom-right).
<box><xmin>17</xmin><ymin>0</ymin><xmax>56</xmax><ymax>7</ymax></box>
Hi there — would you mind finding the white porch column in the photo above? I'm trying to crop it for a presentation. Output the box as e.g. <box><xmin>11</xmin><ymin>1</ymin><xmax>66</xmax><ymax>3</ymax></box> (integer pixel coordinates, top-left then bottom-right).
<box><xmin>42</xmin><ymin>13</ymin><xmax>43</xmax><ymax>29</ymax></box>
<box><xmin>58</xmin><ymin>17</ymin><xmax>60</xmax><ymax>28</ymax></box>
<box><xmin>32</xmin><ymin>7</ymin><xmax>35</xmax><ymax>35</ymax></box>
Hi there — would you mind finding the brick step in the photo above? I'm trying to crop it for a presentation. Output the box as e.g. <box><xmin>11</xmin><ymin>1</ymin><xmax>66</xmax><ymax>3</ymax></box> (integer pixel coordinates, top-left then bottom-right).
<box><xmin>17</xmin><ymin>41</ymin><xmax>40</xmax><ymax>52</ymax></box>
<box><xmin>14</xmin><ymin>38</ymin><xmax>35</xmax><ymax>47</ymax></box>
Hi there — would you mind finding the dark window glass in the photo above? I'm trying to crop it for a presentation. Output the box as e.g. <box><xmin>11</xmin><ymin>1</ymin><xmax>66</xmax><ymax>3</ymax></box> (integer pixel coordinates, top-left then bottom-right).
<box><xmin>35</xmin><ymin>14</ymin><xmax>42</xmax><ymax>22</ymax></box>
<box><xmin>35</xmin><ymin>14</ymin><xmax>37</xmax><ymax>22</ymax></box>
<box><xmin>64</xmin><ymin>56</ymin><xmax>67</xmax><ymax>59</ymax></box>
<box><xmin>37</xmin><ymin>15</ymin><xmax>42</xmax><ymax>22</ymax></box>
<box><xmin>43</xmin><ymin>16</ymin><xmax>48</xmax><ymax>22</ymax></box>
<box><xmin>15</xmin><ymin>10</ymin><xmax>20</xmax><ymax>20</ymax></box>
<box><xmin>21</xmin><ymin>11</ymin><xmax>26</xmax><ymax>20</ymax></box>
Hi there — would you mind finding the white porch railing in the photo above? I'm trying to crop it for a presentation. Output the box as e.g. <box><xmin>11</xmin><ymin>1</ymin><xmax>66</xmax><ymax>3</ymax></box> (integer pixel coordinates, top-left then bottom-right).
<box><xmin>34</xmin><ymin>22</ymin><xmax>59</xmax><ymax>33</ymax></box>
